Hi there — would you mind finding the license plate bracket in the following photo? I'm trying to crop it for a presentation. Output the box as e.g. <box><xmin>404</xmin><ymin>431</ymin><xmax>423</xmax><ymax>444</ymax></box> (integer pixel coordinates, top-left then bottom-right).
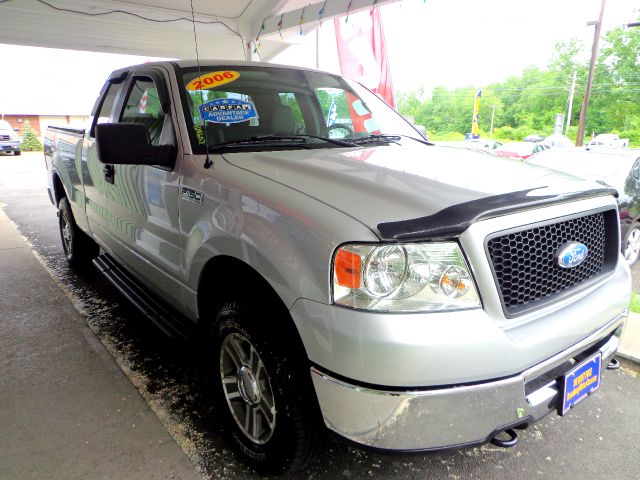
<box><xmin>561</xmin><ymin>352</ymin><xmax>602</xmax><ymax>415</ymax></box>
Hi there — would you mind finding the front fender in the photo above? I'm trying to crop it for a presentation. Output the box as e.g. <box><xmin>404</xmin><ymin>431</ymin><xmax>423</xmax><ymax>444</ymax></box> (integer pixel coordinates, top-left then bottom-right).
<box><xmin>179</xmin><ymin>155</ymin><xmax>378</xmax><ymax>318</ymax></box>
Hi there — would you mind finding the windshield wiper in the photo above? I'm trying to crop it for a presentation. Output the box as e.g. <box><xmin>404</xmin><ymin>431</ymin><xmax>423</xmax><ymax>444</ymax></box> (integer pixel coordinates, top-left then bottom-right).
<box><xmin>349</xmin><ymin>134</ymin><xmax>402</xmax><ymax>145</ymax></box>
<box><xmin>394</xmin><ymin>134</ymin><xmax>434</xmax><ymax>146</ymax></box>
<box><xmin>208</xmin><ymin>135</ymin><xmax>308</xmax><ymax>152</ymax></box>
<box><xmin>296</xmin><ymin>134</ymin><xmax>356</xmax><ymax>147</ymax></box>
<box><xmin>349</xmin><ymin>134</ymin><xmax>435</xmax><ymax>146</ymax></box>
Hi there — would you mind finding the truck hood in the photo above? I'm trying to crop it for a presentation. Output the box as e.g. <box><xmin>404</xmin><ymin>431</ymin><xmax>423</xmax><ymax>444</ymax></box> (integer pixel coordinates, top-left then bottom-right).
<box><xmin>222</xmin><ymin>143</ymin><xmax>614</xmax><ymax>240</ymax></box>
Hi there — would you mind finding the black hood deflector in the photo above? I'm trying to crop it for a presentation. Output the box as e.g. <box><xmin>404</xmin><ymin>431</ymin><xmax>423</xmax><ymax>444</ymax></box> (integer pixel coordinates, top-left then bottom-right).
<box><xmin>376</xmin><ymin>187</ymin><xmax>618</xmax><ymax>241</ymax></box>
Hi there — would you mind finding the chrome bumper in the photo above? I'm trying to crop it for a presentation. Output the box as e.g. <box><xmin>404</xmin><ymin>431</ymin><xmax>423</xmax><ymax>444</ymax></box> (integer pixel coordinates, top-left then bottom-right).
<box><xmin>311</xmin><ymin>311</ymin><xmax>626</xmax><ymax>451</ymax></box>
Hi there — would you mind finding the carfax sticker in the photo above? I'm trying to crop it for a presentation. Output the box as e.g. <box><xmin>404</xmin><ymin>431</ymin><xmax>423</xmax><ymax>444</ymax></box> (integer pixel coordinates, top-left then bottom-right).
<box><xmin>199</xmin><ymin>98</ymin><xmax>258</xmax><ymax>124</ymax></box>
<box><xmin>186</xmin><ymin>71</ymin><xmax>239</xmax><ymax>91</ymax></box>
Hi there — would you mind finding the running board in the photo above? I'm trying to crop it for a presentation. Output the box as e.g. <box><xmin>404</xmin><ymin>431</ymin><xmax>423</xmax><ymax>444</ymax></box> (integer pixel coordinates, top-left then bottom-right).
<box><xmin>93</xmin><ymin>254</ymin><xmax>196</xmax><ymax>339</ymax></box>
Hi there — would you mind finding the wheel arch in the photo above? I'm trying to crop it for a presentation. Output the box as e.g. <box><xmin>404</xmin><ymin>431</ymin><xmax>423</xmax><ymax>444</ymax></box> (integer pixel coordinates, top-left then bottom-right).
<box><xmin>196</xmin><ymin>255</ymin><xmax>306</xmax><ymax>352</ymax></box>
<box><xmin>52</xmin><ymin>171</ymin><xmax>66</xmax><ymax>204</ymax></box>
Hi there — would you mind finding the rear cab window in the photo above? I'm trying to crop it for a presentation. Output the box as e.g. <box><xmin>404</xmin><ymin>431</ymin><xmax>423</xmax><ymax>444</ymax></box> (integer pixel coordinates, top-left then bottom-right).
<box><xmin>90</xmin><ymin>83</ymin><xmax>119</xmax><ymax>138</ymax></box>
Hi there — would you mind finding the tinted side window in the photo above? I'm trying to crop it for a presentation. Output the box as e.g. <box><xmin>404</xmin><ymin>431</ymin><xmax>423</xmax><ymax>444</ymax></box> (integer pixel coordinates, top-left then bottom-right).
<box><xmin>120</xmin><ymin>77</ymin><xmax>165</xmax><ymax>145</ymax></box>
<box><xmin>90</xmin><ymin>84</ymin><xmax>118</xmax><ymax>138</ymax></box>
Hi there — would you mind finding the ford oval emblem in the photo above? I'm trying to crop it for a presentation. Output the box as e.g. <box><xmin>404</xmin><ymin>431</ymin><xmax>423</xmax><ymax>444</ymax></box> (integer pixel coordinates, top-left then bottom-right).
<box><xmin>556</xmin><ymin>242</ymin><xmax>589</xmax><ymax>269</ymax></box>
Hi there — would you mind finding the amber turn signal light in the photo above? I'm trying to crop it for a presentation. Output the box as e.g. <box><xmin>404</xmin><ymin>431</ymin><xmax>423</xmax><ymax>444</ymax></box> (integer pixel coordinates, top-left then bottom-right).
<box><xmin>334</xmin><ymin>248</ymin><xmax>362</xmax><ymax>289</ymax></box>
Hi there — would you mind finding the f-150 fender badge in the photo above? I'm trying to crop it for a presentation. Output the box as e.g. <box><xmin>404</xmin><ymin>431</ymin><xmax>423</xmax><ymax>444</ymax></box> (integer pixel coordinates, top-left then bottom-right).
<box><xmin>181</xmin><ymin>187</ymin><xmax>204</xmax><ymax>206</ymax></box>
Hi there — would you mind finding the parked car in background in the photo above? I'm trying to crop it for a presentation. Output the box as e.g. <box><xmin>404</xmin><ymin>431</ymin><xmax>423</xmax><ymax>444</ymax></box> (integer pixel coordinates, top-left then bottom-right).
<box><xmin>494</xmin><ymin>141</ymin><xmax>549</xmax><ymax>159</ymax></box>
<box><xmin>0</xmin><ymin>120</ymin><xmax>21</xmax><ymax>155</ymax></box>
<box><xmin>588</xmin><ymin>133</ymin><xmax>629</xmax><ymax>149</ymax></box>
<box><xmin>541</xmin><ymin>134</ymin><xmax>574</xmax><ymax>149</ymax></box>
<box><xmin>528</xmin><ymin>148</ymin><xmax>640</xmax><ymax>265</ymax></box>
<box><xmin>463</xmin><ymin>138</ymin><xmax>502</xmax><ymax>150</ymax></box>
<box><xmin>524</xmin><ymin>133</ymin><xmax>545</xmax><ymax>142</ymax></box>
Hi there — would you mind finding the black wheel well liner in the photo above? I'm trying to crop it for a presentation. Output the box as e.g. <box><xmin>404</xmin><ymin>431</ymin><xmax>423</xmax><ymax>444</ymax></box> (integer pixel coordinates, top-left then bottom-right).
<box><xmin>196</xmin><ymin>255</ymin><xmax>299</xmax><ymax>335</ymax></box>
<box><xmin>52</xmin><ymin>172</ymin><xmax>66</xmax><ymax>204</ymax></box>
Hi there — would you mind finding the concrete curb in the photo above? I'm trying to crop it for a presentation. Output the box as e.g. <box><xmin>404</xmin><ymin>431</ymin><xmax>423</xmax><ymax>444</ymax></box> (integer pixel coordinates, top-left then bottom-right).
<box><xmin>618</xmin><ymin>355</ymin><xmax>640</xmax><ymax>373</ymax></box>
<box><xmin>617</xmin><ymin>311</ymin><xmax>640</xmax><ymax>370</ymax></box>
<box><xmin>0</xmin><ymin>208</ymin><xmax>202</xmax><ymax>480</ymax></box>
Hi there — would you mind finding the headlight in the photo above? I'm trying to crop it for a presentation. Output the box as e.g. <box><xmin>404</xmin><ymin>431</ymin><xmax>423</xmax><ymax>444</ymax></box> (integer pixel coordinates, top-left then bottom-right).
<box><xmin>332</xmin><ymin>242</ymin><xmax>480</xmax><ymax>312</ymax></box>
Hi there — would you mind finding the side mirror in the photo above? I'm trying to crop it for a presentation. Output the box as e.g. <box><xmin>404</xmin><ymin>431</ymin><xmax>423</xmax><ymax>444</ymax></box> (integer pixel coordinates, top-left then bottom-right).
<box><xmin>96</xmin><ymin>123</ymin><xmax>175</xmax><ymax>167</ymax></box>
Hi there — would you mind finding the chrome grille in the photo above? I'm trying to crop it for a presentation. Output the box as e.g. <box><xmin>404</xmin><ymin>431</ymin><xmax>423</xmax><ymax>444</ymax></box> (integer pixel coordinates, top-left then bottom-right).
<box><xmin>486</xmin><ymin>209</ymin><xmax>618</xmax><ymax>316</ymax></box>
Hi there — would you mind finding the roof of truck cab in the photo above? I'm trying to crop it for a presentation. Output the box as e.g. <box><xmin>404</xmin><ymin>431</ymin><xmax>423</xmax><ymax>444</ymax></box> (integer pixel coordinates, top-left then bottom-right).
<box><xmin>113</xmin><ymin>59</ymin><xmax>328</xmax><ymax>75</ymax></box>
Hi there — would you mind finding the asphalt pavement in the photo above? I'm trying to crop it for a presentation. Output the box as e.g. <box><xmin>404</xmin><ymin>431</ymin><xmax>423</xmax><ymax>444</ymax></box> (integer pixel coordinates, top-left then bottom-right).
<box><xmin>1</xmin><ymin>152</ymin><xmax>640</xmax><ymax>480</ymax></box>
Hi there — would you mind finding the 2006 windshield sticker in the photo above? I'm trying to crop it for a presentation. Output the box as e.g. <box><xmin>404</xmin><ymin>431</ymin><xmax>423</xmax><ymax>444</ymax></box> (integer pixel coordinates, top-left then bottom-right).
<box><xmin>199</xmin><ymin>98</ymin><xmax>258</xmax><ymax>124</ymax></box>
<box><xmin>186</xmin><ymin>71</ymin><xmax>239</xmax><ymax>91</ymax></box>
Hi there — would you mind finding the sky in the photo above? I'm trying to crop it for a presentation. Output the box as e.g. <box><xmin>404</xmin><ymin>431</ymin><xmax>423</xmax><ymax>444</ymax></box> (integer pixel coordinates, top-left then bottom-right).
<box><xmin>275</xmin><ymin>0</ymin><xmax>640</xmax><ymax>92</ymax></box>
<box><xmin>0</xmin><ymin>0</ymin><xmax>638</xmax><ymax>115</ymax></box>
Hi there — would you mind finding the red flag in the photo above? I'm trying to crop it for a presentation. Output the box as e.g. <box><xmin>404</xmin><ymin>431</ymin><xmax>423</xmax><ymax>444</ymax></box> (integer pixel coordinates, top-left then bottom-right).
<box><xmin>139</xmin><ymin>89</ymin><xmax>148</xmax><ymax>113</ymax></box>
<box><xmin>334</xmin><ymin>8</ymin><xmax>395</xmax><ymax>108</ymax></box>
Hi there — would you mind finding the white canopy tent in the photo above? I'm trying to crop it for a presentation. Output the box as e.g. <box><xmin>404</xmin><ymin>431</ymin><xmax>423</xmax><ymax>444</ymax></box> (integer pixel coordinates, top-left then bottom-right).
<box><xmin>0</xmin><ymin>0</ymin><xmax>399</xmax><ymax>61</ymax></box>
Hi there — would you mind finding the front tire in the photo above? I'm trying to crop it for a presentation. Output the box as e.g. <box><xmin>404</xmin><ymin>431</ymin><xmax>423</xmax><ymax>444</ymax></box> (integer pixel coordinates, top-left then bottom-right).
<box><xmin>58</xmin><ymin>197</ymin><xmax>99</xmax><ymax>269</ymax></box>
<box><xmin>211</xmin><ymin>302</ymin><xmax>321</xmax><ymax>474</ymax></box>
<box><xmin>14</xmin><ymin>151</ymin><xmax>21</xmax><ymax>156</ymax></box>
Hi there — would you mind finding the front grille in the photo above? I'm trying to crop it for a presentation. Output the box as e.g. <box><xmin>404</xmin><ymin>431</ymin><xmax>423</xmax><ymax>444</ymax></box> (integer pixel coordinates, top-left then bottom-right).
<box><xmin>487</xmin><ymin>209</ymin><xmax>618</xmax><ymax>317</ymax></box>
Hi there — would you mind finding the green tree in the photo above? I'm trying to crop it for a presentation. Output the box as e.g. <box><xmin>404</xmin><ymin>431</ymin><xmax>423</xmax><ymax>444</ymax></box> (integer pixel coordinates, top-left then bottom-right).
<box><xmin>20</xmin><ymin>120</ymin><xmax>42</xmax><ymax>151</ymax></box>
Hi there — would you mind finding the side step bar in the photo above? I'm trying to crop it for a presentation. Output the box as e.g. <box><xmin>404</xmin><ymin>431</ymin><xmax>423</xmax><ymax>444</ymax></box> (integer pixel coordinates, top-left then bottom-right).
<box><xmin>93</xmin><ymin>254</ymin><xmax>196</xmax><ymax>339</ymax></box>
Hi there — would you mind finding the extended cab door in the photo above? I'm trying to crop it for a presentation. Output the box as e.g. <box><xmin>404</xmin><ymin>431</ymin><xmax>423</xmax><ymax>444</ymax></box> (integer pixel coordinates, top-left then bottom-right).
<box><xmin>83</xmin><ymin>72</ymin><xmax>126</xmax><ymax>245</ymax></box>
<box><xmin>103</xmin><ymin>67</ymin><xmax>185</xmax><ymax>308</ymax></box>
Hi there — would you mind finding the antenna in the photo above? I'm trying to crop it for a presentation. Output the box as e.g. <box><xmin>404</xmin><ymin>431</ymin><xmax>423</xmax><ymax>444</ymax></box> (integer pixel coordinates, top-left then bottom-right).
<box><xmin>190</xmin><ymin>0</ymin><xmax>213</xmax><ymax>169</ymax></box>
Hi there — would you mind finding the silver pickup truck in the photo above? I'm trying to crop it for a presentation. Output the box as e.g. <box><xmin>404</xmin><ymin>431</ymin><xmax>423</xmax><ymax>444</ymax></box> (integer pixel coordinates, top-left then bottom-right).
<box><xmin>45</xmin><ymin>60</ymin><xmax>630</xmax><ymax>473</ymax></box>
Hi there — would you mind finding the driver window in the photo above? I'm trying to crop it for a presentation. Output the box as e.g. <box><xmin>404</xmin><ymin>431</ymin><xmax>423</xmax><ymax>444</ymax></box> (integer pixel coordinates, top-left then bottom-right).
<box><xmin>120</xmin><ymin>77</ymin><xmax>167</xmax><ymax>146</ymax></box>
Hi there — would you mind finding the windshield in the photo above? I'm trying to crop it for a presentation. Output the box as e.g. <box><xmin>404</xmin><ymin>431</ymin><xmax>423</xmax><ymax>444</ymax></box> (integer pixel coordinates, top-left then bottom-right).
<box><xmin>179</xmin><ymin>66</ymin><xmax>420</xmax><ymax>153</ymax></box>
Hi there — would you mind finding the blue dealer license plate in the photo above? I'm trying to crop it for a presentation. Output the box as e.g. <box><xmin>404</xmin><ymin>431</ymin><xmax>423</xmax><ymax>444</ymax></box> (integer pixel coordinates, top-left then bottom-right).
<box><xmin>561</xmin><ymin>352</ymin><xmax>602</xmax><ymax>415</ymax></box>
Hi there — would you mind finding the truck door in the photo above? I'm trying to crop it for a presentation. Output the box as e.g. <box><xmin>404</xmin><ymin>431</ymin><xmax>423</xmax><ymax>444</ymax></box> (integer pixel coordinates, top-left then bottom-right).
<box><xmin>83</xmin><ymin>73</ymin><xmax>126</xmax><ymax>246</ymax></box>
<box><xmin>104</xmin><ymin>68</ymin><xmax>184</xmax><ymax>308</ymax></box>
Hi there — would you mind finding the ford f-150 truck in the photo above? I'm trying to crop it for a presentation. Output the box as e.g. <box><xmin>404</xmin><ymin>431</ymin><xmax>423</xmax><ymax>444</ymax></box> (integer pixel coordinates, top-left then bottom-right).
<box><xmin>44</xmin><ymin>61</ymin><xmax>630</xmax><ymax>473</ymax></box>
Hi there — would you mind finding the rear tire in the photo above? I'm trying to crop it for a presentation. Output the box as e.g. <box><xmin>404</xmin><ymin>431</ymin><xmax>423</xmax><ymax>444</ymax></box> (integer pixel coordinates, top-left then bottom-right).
<box><xmin>58</xmin><ymin>197</ymin><xmax>99</xmax><ymax>269</ymax></box>
<box><xmin>211</xmin><ymin>301</ymin><xmax>321</xmax><ymax>474</ymax></box>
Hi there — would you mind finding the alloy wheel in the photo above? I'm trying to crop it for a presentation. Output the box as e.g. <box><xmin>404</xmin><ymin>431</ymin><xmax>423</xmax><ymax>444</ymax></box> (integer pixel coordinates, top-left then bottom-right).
<box><xmin>220</xmin><ymin>333</ymin><xmax>276</xmax><ymax>444</ymax></box>
<box><xmin>60</xmin><ymin>208</ymin><xmax>73</xmax><ymax>255</ymax></box>
<box><xmin>624</xmin><ymin>228</ymin><xmax>640</xmax><ymax>265</ymax></box>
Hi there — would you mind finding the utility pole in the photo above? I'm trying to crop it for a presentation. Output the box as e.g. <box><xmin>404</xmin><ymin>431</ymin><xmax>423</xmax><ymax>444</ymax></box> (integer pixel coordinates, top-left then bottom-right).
<box><xmin>576</xmin><ymin>0</ymin><xmax>606</xmax><ymax>146</ymax></box>
<box><xmin>490</xmin><ymin>104</ymin><xmax>496</xmax><ymax>134</ymax></box>
<box><xmin>315</xmin><ymin>27</ymin><xmax>320</xmax><ymax>69</ymax></box>
<box><xmin>565</xmin><ymin>70</ymin><xmax>577</xmax><ymax>135</ymax></box>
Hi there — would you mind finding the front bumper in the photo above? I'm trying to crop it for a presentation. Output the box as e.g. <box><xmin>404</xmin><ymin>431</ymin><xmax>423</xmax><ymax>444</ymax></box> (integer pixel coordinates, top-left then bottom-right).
<box><xmin>311</xmin><ymin>311</ymin><xmax>625</xmax><ymax>451</ymax></box>
<box><xmin>0</xmin><ymin>142</ymin><xmax>20</xmax><ymax>152</ymax></box>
